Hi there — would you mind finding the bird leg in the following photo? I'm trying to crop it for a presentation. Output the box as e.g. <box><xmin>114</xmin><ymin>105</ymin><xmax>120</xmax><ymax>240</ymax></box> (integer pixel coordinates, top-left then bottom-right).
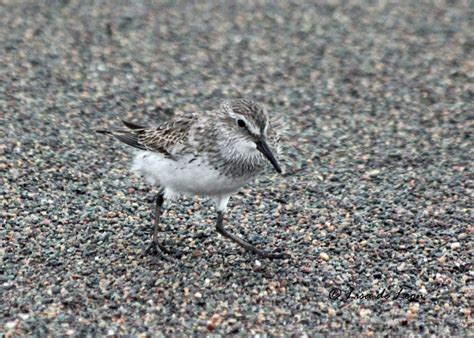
<box><xmin>145</xmin><ymin>192</ymin><xmax>180</xmax><ymax>260</ymax></box>
<box><xmin>215</xmin><ymin>211</ymin><xmax>287</xmax><ymax>259</ymax></box>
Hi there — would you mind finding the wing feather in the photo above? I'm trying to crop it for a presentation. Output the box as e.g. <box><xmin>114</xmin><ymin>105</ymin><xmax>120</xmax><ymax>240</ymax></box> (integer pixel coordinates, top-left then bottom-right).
<box><xmin>96</xmin><ymin>115</ymin><xmax>197</xmax><ymax>156</ymax></box>
<box><xmin>121</xmin><ymin>119</ymin><xmax>145</xmax><ymax>130</ymax></box>
<box><xmin>113</xmin><ymin>132</ymin><xmax>147</xmax><ymax>150</ymax></box>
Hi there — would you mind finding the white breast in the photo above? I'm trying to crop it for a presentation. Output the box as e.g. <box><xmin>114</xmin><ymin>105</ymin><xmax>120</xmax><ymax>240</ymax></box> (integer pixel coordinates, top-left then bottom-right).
<box><xmin>131</xmin><ymin>151</ymin><xmax>253</xmax><ymax>199</ymax></box>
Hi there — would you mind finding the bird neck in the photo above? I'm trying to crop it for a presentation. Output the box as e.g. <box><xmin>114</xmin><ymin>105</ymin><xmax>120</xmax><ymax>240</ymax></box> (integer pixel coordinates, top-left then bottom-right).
<box><xmin>215</xmin><ymin>131</ymin><xmax>266</xmax><ymax>178</ymax></box>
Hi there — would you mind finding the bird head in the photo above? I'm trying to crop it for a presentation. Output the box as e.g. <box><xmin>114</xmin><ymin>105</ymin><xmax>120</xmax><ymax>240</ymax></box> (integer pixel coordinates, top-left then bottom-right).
<box><xmin>221</xmin><ymin>99</ymin><xmax>282</xmax><ymax>174</ymax></box>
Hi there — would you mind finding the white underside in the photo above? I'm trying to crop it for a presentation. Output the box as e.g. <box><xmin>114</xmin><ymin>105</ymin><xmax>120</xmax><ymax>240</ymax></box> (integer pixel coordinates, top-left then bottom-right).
<box><xmin>131</xmin><ymin>151</ymin><xmax>255</xmax><ymax>211</ymax></box>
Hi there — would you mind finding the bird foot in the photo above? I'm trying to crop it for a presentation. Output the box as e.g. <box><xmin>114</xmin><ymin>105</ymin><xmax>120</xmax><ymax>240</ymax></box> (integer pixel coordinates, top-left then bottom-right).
<box><xmin>144</xmin><ymin>240</ymin><xmax>182</xmax><ymax>261</ymax></box>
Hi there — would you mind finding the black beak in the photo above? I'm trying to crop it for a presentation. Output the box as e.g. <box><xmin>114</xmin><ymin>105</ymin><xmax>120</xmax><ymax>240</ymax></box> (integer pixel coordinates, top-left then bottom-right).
<box><xmin>256</xmin><ymin>138</ymin><xmax>282</xmax><ymax>174</ymax></box>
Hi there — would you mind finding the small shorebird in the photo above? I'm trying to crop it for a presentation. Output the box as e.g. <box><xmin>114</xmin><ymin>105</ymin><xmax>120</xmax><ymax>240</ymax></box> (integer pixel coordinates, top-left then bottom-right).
<box><xmin>96</xmin><ymin>99</ymin><xmax>286</xmax><ymax>260</ymax></box>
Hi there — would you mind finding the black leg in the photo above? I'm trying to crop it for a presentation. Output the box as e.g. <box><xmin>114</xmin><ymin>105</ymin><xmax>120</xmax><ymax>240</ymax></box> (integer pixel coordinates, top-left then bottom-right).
<box><xmin>144</xmin><ymin>192</ymin><xmax>178</xmax><ymax>261</ymax></box>
<box><xmin>215</xmin><ymin>211</ymin><xmax>287</xmax><ymax>259</ymax></box>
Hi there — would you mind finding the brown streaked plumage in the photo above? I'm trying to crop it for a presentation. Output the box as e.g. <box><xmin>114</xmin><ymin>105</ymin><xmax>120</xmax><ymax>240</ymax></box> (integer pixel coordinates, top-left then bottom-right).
<box><xmin>96</xmin><ymin>99</ymin><xmax>287</xmax><ymax>261</ymax></box>
<box><xmin>97</xmin><ymin>115</ymin><xmax>197</xmax><ymax>156</ymax></box>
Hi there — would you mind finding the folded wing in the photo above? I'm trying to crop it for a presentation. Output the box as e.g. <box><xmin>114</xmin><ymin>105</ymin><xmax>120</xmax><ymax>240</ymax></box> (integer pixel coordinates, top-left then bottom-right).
<box><xmin>95</xmin><ymin>115</ymin><xmax>195</xmax><ymax>156</ymax></box>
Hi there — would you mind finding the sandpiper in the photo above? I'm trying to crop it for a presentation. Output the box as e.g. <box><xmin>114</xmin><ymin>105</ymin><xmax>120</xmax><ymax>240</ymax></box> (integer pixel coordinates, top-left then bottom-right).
<box><xmin>96</xmin><ymin>99</ymin><xmax>286</xmax><ymax>260</ymax></box>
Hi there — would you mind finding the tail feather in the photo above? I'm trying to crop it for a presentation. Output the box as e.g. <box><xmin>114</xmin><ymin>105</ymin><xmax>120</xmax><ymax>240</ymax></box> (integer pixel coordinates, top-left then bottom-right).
<box><xmin>95</xmin><ymin>129</ymin><xmax>112</xmax><ymax>134</ymax></box>
<box><xmin>121</xmin><ymin>119</ymin><xmax>145</xmax><ymax>130</ymax></box>
<box><xmin>113</xmin><ymin>132</ymin><xmax>147</xmax><ymax>150</ymax></box>
<box><xmin>95</xmin><ymin>128</ymin><xmax>147</xmax><ymax>150</ymax></box>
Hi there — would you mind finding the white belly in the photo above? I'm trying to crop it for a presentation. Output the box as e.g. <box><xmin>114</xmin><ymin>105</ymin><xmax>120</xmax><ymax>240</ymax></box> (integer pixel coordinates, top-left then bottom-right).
<box><xmin>131</xmin><ymin>151</ymin><xmax>253</xmax><ymax>199</ymax></box>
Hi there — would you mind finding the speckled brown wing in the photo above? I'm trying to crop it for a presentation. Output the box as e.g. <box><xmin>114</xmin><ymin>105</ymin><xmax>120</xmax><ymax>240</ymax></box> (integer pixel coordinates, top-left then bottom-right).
<box><xmin>97</xmin><ymin>114</ymin><xmax>197</xmax><ymax>157</ymax></box>
<box><xmin>137</xmin><ymin>115</ymin><xmax>197</xmax><ymax>155</ymax></box>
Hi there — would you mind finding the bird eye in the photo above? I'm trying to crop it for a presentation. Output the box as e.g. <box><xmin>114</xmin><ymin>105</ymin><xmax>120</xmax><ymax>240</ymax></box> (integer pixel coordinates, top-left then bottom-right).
<box><xmin>237</xmin><ymin>119</ymin><xmax>246</xmax><ymax>128</ymax></box>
